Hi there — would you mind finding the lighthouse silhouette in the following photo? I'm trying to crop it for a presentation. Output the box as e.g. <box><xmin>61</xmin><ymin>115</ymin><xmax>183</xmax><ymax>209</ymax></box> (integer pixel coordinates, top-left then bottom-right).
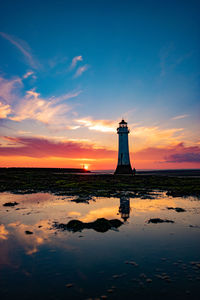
<box><xmin>114</xmin><ymin>119</ymin><xmax>133</xmax><ymax>174</ymax></box>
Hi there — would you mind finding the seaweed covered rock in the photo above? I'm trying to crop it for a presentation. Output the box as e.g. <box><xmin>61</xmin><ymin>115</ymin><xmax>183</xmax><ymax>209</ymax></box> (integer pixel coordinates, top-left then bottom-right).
<box><xmin>71</xmin><ymin>195</ymin><xmax>93</xmax><ymax>204</ymax></box>
<box><xmin>3</xmin><ymin>202</ymin><xmax>19</xmax><ymax>207</ymax></box>
<box><xmin>148</xmin><ymin>218</ymin><xmax>174</xmax><ymax>224</ymax></box>
<box><xmin>25</xmin><ymin>230</ymin><xmax>33</xmax><ymax>234</ymax></box>
<box><xmin>67</xmin><ymin>220</ymin><xmax>84</xmax><ymax>231</ymax></box>
<box><xmin>54</xmin><ymin>218</ymin><xmax>123</xmax><ymax>232</ymax></box>
<box><xmin>167</xmin><ymin>207</ymin><xmax>186</xmax><ymax>212</ymax></box>
<box><xmin>89</xmin><ymin>218</ymin><xmax>122</xmax><ymax>232</ymax></box>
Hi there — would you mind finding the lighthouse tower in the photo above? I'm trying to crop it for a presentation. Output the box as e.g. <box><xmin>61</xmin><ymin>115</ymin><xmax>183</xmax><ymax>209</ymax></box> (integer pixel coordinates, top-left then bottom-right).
<box><xmin>114</xmin><ymin>119</ymin><xmax>133</xmax><ymax>174</ymax></box>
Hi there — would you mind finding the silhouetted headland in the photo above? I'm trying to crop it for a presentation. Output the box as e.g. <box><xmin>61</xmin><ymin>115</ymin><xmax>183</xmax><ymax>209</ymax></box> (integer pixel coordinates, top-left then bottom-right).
<box><xmin>0</xmin><ymin>167</ymin><xmax>91</xmax><ymax>173</ymax></box>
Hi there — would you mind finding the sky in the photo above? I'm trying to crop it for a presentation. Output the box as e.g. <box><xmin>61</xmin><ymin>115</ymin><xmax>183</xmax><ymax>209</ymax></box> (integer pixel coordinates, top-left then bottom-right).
<box><xmin>0</xmin><ymin>0</ymin><xmax>199</xmax><ymax>170</ymax></box>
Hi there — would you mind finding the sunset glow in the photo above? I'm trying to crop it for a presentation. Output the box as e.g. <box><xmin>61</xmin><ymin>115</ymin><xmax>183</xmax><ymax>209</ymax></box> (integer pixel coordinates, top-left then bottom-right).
<box><xmin>0</xmin><ymin>2</ymin><xmax>200</xmax><ymax>299</ymax></box>
<box><xmin>83</xmin><ymin>164</ymin><xmax>89</xmax><ymax>170</ymax></box>
<box><xmin>0</xmin><ymin>1</ymin><xmax>199</xmax><ymax>170</ymax></box>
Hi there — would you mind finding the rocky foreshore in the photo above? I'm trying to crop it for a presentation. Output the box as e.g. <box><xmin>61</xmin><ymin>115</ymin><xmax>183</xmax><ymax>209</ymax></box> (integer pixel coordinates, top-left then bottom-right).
<box><xmin>0</xmin><ymin>168</ymin><xmax>199</xmax><ymax>198</ymax></box>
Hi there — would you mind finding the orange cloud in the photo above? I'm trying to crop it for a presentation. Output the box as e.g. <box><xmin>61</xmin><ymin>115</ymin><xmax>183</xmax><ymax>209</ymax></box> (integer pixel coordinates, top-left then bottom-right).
<box><xmin>0</xmin><ymin>102</ymin><xmax>12</xmax><ymax>119</ymax></box>
<box><xmin>0</xmin><ymin>136</ymin><xmax>115</xmax><ymax>159</ymax></box>
<box><xmin>0</xmin><ymin>224</ymin><xmax>9</xmax><ymax>240</ymax></box>
<box><xmin>81</xmin><ymin>206</ymin><xmax>119</xmax><ymax>222</ymax></box>
<box><xmin>76</xmin><ymin>118</ymin><xmax>116</xmax><ymax>133</ymax></box>
<box><xmin>0</xmin><ymin>75</ymin><xmax>81</xmax><ymax>125</ymax></box>
<box><xmin>132</xmin><ymin>126</ymin><xmax>184</xmax><ymax>149</ymax></box>
<box><xmin>10</xmin><ymin>89</ymin><xmax>71</xmax><ymax>124</ymax></box>
<box><xmin>7</xmin><ymin>220</ymin><xmax>51</xmax><ymax>255</ymax></box>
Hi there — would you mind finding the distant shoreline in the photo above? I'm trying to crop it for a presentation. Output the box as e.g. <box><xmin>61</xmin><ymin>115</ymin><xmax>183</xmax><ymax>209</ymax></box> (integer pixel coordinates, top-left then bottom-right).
<box><xmin>0</xmin><ymin>167</ymin><xmax>200</xmax><ymax>177</ymax></box>
<box><xmin>92</xmin><ymin>169</ymin><xmax>200</xmax><ymax>177</ymax></box>
<box><xmin>0</xmin><ymin>167</ymin><xmax>91</xmax><ymax>173</ymax></box>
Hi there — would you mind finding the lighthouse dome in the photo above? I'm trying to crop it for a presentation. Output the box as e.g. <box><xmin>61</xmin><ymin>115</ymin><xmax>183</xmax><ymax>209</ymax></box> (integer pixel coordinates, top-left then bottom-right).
<box><xmin>119</xmin><ymin>119</ymin><xmax>127</xmax><ymax>125</ymax></box>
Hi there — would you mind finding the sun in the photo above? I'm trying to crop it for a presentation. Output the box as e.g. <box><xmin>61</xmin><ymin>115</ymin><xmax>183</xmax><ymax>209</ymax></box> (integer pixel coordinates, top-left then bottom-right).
<box><xmin>84</xmin><ymin>164</ymin><xmax>89</xmax><ymax>170</ymax></box>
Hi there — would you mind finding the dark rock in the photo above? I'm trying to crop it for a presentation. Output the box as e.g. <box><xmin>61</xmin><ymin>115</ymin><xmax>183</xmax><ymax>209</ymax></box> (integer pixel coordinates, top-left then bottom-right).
<box><xmin>167</xmin><ymin>207</ymin><xmax>186</xmax><ymax>212</ymax></box>
<box><xmin>140</xmin><ymin>194</ymin><xmax>155</xmax><ymax>199</ymax></box>
<box><xmin>71</xmin><ymin>195</ymin><xmax>93</xmax><ymax>204</ymax></box>
<box><xmin>54</xmin><ymin>218</ymin><xmax>123</xmax><ymax>232</ymax></box>
<box><xmin>3</xmin><ymin>202</ymin><xmax>19</xmax><ymax>207</ymax></box>
<box><xmin>25</xmin><ymin>230</ymin><xmax>33</xmax><ymax>234</ymax></box>
<box><xmin>189</xmin><ymin>225</ymin><xmax>200</xmax><ymax>228</ymax></box>
<box><xmin>125</xmin><ymin>261</ymin><xmax>138</xmax><ymax>266</ymax></box>
<box><xmin>65</xmin><ymin>283</ymin><xmax>73</xmax><ymax>288</ymax></box>
<box><xmin>139</xmin><ymin>273</ymin><xmax>146</xmax><ymax>278</ymax></box>
<box><xmin>190</xmin><ymin>261</ymin><xmax>200</xmax><ymax>268</ymax></box>
<box><xmin>148</xmin><ymin>218</ymin><xmax>174</xmax><ymax>224</ymax></box>
<box><xmin>155</xmin><ymin>274</ymin><xmax>172</xmax><ymax>282</ymax></box>
<box><xmin>67</xmin><ymin>220</ymin><xmax>84</xmax><ymax>231</ymax></box>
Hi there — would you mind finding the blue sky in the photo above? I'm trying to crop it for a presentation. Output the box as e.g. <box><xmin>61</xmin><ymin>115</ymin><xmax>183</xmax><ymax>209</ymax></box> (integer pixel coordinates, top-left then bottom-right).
<box><xmin>0</xmin><ymin>0</ymin><xmax>199</xmax><ymax>169</ymax></box>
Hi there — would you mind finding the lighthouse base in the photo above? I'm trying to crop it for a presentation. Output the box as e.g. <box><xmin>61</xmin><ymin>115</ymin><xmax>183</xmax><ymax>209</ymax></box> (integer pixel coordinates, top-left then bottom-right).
<box><xmin>114</xmin><ymin>164</ymin><xmax>133</xmax><ymax>175</ymax></box>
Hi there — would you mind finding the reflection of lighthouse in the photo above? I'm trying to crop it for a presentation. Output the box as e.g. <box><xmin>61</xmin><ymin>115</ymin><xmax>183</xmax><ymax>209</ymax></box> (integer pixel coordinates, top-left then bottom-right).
<box><xmin>115</xmin><ymin>119</ymin><xmax>133</xmax><ymax>174</ymax></box>
<box><xmin>119</xmin><ymin>196</ymin><xmax>130</xmax><ymax>222</ymax></box>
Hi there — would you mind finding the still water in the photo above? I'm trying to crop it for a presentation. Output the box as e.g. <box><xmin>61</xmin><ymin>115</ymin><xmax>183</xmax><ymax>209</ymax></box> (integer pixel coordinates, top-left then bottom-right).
<box><xmin>0</xmin><ymin>192</ymin><xmax>200</xmax><ymax>299</ymax></box>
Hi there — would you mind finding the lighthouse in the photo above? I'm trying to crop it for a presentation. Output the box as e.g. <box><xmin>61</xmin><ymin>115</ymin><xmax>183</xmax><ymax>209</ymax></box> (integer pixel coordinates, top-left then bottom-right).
<box><xmin>114</xmin><ymin>119</ymin><xmax>133</xmax><ymax>174</ymax></box>
<box><xmin>119</xmin><ymin>196</ymin><xmax>130</xmax><ymax>221</ymax></box>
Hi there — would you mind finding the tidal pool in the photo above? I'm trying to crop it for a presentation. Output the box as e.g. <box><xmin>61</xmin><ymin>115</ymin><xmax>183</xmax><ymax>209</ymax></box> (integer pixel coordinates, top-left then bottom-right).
<box><xmin>0</xmin><ymin>192</ymin><xmax>200</xmax><ymax>299</ymax></box>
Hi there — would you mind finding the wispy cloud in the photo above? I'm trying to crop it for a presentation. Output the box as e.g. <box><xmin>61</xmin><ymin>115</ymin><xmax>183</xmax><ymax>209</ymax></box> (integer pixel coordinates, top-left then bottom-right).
<box><xmin>69</xmin><ymin>55</ymin><xmax>89</xmax><ymax>78</ymax></box>
<box><xmin>0</xmin><ymin>102</ymin><xmax>12</xmax><ymax>119</ymax></box>
<box><xmin>23</xmin><ymin>71</ymin><xmax>34</xmax><ymax>79</ymax></box>
<box><xmin>172</xmin><ymin>114</ymin><xmax>189</xmax><ymax>120</ymax></box>
<box><xmin>70</xmin><ymin>55</ymin><xmax>83</xmax><ymax>69</ymax></box>
<box><xmin>10</xmin><ymin>90</ymin><xmax>72</xmax><ymax>124</ymax></box>
<box><xmin>76</xmin><ymin>118</ymin><xmax>116</xmax><ymax>133</ymax></box>
<box><xmin>160</xmin><ymin>44</ymin><xmax>193</xmax><ymax>77</ymax></box>
<box><xmin>0</xmin><ymin>76</ymin><xmax>22</xmax><ymax>104</ymax></box>
<box><xmin>17</xmin><ymin>130</ymin><xmax>32</xmax><ymax>135</ymax></box>
<box><xmin>0</xmin><ymin>75</ymin><xmax>81</xmax><ymax>125</ymax></box>
<box><xmin>66</xmin><ymin>125</ymin><xmax>81</xmax><ymax>130</ymax></box>
<box><xmin>48</xmin><ymin>55</ymin><xmax>68</xmax><ymax>69</ymax></box>
<box><xmin>54</xmin><ymin>90</ymin><xmax>81</xmax><ymax>103</ymax></box>
<box><xmin>0</xmin><ymin>32</ymin><xmax>40</xmax><ymax>69</ymax></box>
<box><xmin>160</xmin><ymin>44</ymin><xmax>174</xmax><ymax>77</ymax></box>
<box><xmin>74</xmin><ymin>64</ymin><xmax>89</xmax><ymax>78</ymax></box>
<box><xmin>133</xmin><ymin>126</ymin><xmax>184</xmax><ymax>150</ymax></box>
